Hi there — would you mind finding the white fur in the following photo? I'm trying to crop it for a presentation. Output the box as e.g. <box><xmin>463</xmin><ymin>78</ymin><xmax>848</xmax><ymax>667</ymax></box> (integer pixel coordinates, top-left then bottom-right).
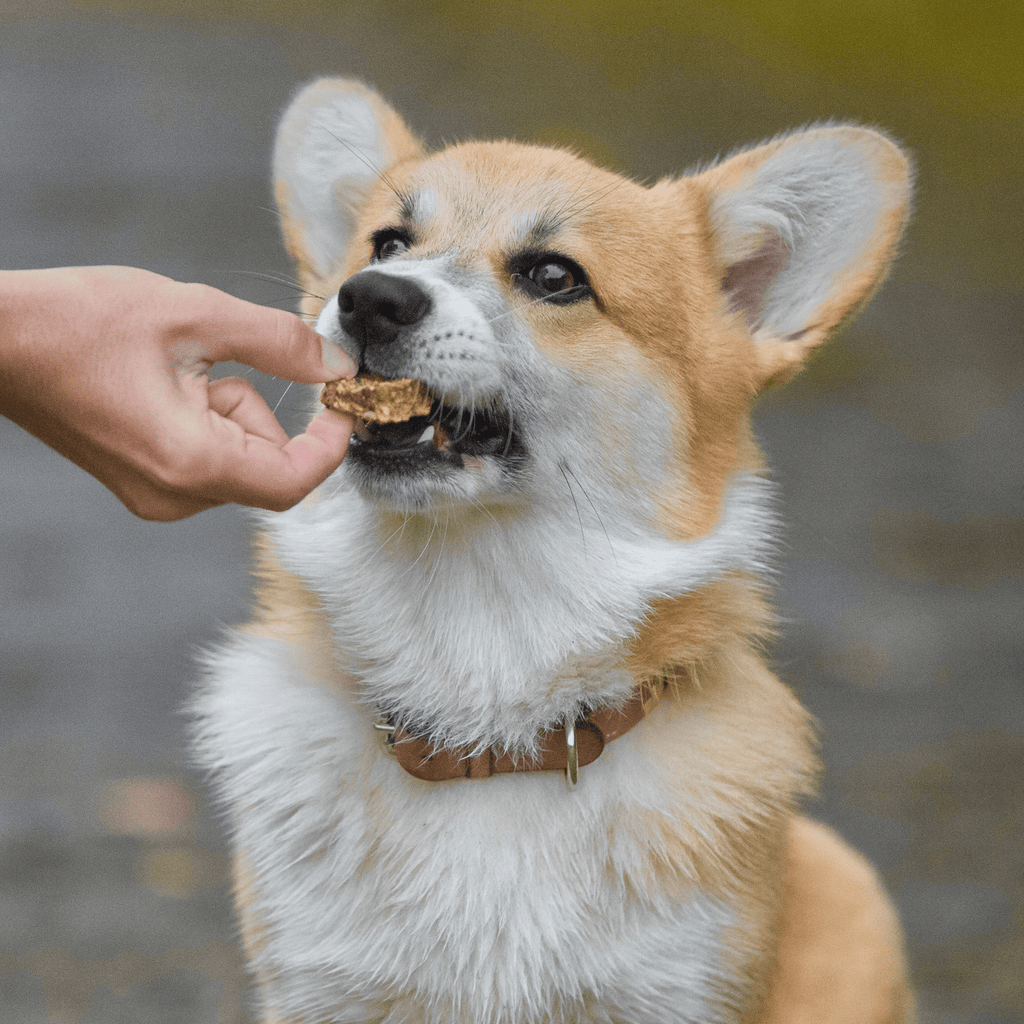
<box><xmin>265</xmin><ymin>472</ymin><xmax>777</xmax><ymax>755</ymax></box>
<box><xmin>193</xmin><ymin>470</ymin><xmax>777</xmax><ymax>1021</ymax></box>
<box><xmin>710</xmin><ymin>128</ymin><xmax>905</xmax><ymax>337</ymax></box>
<box><xmin>195</xmin><ymin>636</ymin><xmax>738</xmax><ymax>1024</ymax></box>
<box><xmin>407</xmin><ymin>186</ymin><xmax>441</xmax><ymax>225</ymax></box>
<box><xmin>274</xmin><ymin>81</ymin><xmax>396</xmax><ymax>278</ymax></box>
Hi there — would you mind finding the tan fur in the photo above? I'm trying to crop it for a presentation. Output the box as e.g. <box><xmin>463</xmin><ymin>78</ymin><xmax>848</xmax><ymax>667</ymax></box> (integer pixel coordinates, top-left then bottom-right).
<box><xmin>762</xmin><ymin>819</ymin><xmax>916</xmax><ymax>1024</ymax></box>
<box><xmin>627</xmin><ymin>579</ymin><xmax>776</xmax><ymax>671</ymax></box>
<box><xmin>233</xmin><ymin>854</ymin><xmax>271</xmax><ymax>988</ymax></box>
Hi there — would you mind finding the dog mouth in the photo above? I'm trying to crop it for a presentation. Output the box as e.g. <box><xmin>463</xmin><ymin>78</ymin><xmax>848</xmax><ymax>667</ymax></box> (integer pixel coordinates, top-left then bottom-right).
<box><xmin>347</xmin><ymin>390</ymin><xmax>525</xmax><ymax>476</ymax></box>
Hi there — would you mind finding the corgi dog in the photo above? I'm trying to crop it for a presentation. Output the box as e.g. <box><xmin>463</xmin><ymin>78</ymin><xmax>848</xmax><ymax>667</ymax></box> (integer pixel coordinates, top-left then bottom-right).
<box><xmin>193</xmin><ymin>78</ymin><xmax>915</xmax><ymax>1024</ymax></box>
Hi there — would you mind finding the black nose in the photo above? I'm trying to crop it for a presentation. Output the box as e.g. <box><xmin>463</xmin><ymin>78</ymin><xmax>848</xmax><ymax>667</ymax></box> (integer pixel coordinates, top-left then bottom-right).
<box><xmin>337</xmin><ymin>271</ymin><xmax>432</xmax><ymax>351</ymax></box>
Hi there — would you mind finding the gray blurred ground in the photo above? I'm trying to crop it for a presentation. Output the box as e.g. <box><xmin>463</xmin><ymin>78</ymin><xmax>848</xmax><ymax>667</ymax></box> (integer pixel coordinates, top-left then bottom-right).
<box><xmin>1</xmin><ymin>5</ymin><xmax>1021</xmax><ymax>1023</ymax></box>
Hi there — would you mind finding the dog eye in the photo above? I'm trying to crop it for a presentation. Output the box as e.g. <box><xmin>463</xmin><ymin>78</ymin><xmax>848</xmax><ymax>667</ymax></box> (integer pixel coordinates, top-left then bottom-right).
<box><xmin>529</xmin><ymin>261</ymin><xmax>576</xmax><ymax>293</ymax></box>
<box><xmin>371</xmin><ymin>229</ymin><xmax>412</xmax><ymax>262</ymax></box>
<box><xmin>511</xmin><ymin>253</ymin><xmax>594</xmax><ymax>305</ymax></box>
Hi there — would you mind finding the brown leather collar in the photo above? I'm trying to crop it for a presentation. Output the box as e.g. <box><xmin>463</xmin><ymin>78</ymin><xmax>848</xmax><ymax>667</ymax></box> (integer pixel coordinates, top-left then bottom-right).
<box><xmin>378</xmin><ymin>678</ymin><xmax>669</xmax><ymax>783</ymax></box>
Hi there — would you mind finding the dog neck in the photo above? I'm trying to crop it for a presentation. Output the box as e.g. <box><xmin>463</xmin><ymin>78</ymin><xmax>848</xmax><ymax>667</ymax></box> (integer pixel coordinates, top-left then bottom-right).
<box><xmin>379</xmin><ymin>674</ymin><xmax>673</xmax><ymax>782</ymax></box>
<box><xmin>264</xmin><ymin>472</ymin><xmax>776</xmax><ymax>757</ymax></box>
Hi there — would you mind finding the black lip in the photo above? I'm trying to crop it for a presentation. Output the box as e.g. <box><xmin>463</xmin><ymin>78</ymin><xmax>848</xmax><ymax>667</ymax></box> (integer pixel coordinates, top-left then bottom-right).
<box><xmin>348</xmin><ymin>397</ymin><xmax>526</xmax><ymax>475</ymax></box>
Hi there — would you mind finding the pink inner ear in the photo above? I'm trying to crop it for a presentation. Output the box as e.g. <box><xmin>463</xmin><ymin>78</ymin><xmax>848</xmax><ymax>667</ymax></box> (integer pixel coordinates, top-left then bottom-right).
<box><xmin>721</xmin><ymin>232</ymin><xmax>790</xmax><ymax>331</ymax></box>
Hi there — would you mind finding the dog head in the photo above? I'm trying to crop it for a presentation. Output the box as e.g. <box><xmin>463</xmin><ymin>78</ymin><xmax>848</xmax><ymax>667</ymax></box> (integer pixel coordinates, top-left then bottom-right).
<box><xmin>265</xmin><ymin>78</ymin><xmax>911</xmax><ymax>753</ymax></box>
<box><xmin>275</xmin><ymin>78</ymin><xmax>910</xmax><ymax>541</ymax></box>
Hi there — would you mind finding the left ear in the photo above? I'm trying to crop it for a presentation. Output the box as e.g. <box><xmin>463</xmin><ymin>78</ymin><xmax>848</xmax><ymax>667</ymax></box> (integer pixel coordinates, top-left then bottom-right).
<box><xmin>695</xmin><ymin>125</ymin><xmax>912</xmax><ymax>387</ymax></box>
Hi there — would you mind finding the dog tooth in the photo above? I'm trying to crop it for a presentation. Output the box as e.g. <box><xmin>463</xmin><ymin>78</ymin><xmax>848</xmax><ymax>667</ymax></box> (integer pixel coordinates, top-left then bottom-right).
<box><xmin>417</xmin><ymin>425</ymin><xmax>435</xmax><ymax>444</ymax></box>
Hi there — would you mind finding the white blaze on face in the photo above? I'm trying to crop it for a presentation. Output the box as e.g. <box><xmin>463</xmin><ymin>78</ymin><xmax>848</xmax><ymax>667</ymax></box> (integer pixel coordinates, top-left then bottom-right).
<box><xmin>406</xmin><ymin>185</ymin><xmax>440</xmax><ymax>225</ymax></box>
<box><xmin>508</xmin><ymin>208</ymin><xmax>545</xmax><ymax>243</ymax></box>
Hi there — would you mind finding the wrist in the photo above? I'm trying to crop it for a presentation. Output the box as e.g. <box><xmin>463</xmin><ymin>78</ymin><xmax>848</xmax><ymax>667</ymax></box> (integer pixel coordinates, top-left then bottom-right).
<box><xmin>0</xmin><ymin>268</ymin><xmax>88</xmax><ymax>427</ymax></box>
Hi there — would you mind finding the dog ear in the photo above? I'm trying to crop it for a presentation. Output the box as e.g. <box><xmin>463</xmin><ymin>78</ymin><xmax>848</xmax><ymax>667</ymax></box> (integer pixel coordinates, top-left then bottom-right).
<box><xmin>273</xmin><ymin>78</ymin><xmax>424</xmax><ymax>291</ymax></box>
<box><xmin>696</xmin><ymin>126</ymin><xmax>912</xmax><ymax>387</ymax></box>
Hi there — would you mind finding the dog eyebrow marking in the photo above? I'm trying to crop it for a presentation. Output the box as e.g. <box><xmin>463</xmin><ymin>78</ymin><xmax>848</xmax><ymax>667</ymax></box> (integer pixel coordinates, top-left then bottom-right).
<box><xmin>509</xmin><ymin>208</ymin><xmax>563</xmax><ymax>248</ymax></box>
<box><xmin>400</xmin><ymin>187</ymin><xmax>441</xmax><ymax>227</ymax></box>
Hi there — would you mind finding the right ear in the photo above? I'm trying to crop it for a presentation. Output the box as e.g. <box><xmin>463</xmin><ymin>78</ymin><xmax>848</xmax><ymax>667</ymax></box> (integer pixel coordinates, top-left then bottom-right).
<box><xmin>273</xmin><ymin>78</ymin><xmax>424</xmax><ymax>292</ymax></box>
<box><xmin>693</xmin><ymin>125</ymin><xmax>912</xmax><ymax>388</ymax></box>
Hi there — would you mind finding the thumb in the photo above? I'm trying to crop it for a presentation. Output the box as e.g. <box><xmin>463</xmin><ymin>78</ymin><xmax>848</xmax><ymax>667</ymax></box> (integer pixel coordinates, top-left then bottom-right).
<box><xmin>191</xmin><ymin>286</ymin><xmax>357</xmax><ymax>383</ymax></box>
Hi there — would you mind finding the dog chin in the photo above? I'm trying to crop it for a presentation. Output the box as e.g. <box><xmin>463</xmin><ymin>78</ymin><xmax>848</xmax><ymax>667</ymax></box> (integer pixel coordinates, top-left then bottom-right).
<box><xmin>344</xmin><ymin>441</ymin><xmax>523</xmax><ymax>511</ymax></box>
<box><xmin>343</xmin><ymin>453</ymin><xmax>489</xmax><ymax>510</ymax></box>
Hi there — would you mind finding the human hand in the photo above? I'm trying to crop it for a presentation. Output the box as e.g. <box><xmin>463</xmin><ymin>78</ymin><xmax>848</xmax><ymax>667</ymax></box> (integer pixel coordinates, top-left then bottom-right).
<box><xmin>0</xmin><ymin>266</ymin><xmax>356</xmax><ymax>520</ymax></box>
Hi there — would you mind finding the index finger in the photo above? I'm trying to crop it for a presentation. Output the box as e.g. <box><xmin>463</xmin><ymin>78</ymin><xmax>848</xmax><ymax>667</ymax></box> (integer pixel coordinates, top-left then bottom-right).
<box><xmin>198</xmin><ymin>406</ymin><xmax>356</xmax><ymax>511</ymax></box>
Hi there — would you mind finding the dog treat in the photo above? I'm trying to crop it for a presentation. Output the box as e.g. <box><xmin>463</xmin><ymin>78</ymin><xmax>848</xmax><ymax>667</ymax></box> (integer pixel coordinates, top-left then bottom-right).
<box><xmin>320</xmin><ymin>373</ymin><xmax>432</xmax><ymax>423</ymax></box>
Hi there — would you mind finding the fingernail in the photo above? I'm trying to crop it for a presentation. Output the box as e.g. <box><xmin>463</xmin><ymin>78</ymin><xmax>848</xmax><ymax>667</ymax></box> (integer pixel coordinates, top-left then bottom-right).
<box><xmin>320</xmin><ymin>336</ymin><xmax>357</xmax><ymax>378</ymax></box>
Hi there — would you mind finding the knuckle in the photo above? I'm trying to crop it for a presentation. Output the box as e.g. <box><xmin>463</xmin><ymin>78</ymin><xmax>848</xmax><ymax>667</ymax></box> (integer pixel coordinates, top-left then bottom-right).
<box><xmin>210</xmin><ymin>375</ymin><xmax>257</xmax><ymax>411</ymax></box>
<box><xmin>270</xmin><ymin>308</ymin><xmax>307</xmax><ymax>357</ymax></box>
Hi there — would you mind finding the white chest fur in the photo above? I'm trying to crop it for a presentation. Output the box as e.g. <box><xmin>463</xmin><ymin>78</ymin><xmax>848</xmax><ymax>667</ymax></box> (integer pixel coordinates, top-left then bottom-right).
<box><xmin>195</xmin><ymin>631</ymin><xmax>741</xmax><ymax>1024</ymax></box>
<box><xmin>261</xmin><ymin>473</ymin><xmax>778</xmax><ymax>755</ymax></box>
<box><xmin>191</xmin><ymin>475</ymin><xmax>782</xmax><ymax>1022</ymax></box>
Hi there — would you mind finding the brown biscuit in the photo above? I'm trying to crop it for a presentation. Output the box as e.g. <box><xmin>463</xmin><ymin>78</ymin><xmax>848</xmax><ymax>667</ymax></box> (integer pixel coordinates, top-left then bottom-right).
<box><xmin>319</xmin><ymin>373</ymin><xmax>433</xmax><ymax>423</ymax></box>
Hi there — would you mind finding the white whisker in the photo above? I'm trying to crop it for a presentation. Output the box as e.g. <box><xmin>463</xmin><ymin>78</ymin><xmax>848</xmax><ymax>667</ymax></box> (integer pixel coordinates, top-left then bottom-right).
<box><xmin>272</xmin><ymin>381</ymin><xmax>295</xmax><ymax>415</ymax></box>
<box><xmin>425</xmin><ymin>509</ymin><xmax>451</xmax><ymax>588</ymax></box>
<box><xmin>400</xmin><ymin>515</ymin><xmax>438</xmax><ymax>579</ymax></box>
<box><xmin>564</xmin><ymin>463</ymin><xmax>617</xmax><ymax>567</ymax></box>
<box><xmin>223</xmin><ymin>269</ymin><xmax>325</xmax><ymax>300</ymax></box>
<box><xmin>558</xmin><ymin>462</ymin><xmax>587</xmax><ymax>563</ymax></box>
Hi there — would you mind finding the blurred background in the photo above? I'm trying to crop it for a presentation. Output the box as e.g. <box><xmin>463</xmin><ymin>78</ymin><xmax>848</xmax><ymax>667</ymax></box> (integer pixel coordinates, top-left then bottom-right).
<box><xmin>0</xmin><ymin>1</ymin><xmax>1020</xmax><ymax>1021</ymax></box>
